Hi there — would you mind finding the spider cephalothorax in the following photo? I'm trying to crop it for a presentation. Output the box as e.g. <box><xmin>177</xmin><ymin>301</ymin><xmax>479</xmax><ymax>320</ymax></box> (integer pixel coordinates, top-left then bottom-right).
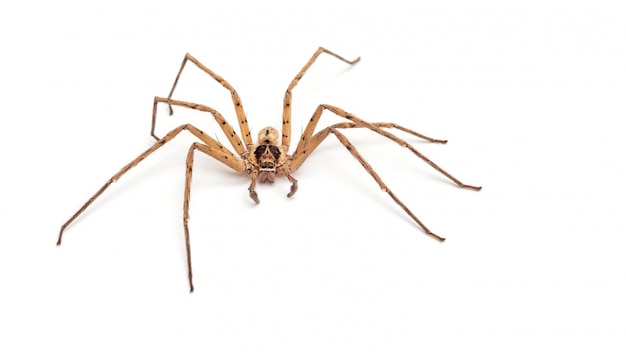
<box><xmin>253</xmin><ymin>144</ymin><xmax>281</xmax><ymax>182</ymax></box>
<box><xmin>250</xmin><ymin>127</ymin><xmax>288</xmax><ymax>183</ymax></box>
<box><xmin>244</xmin><ymin>126</ymin><xmax>294</xmax><ymax>203</ymax></box>
<box><xmin>58</xmin><ymin>47</ymin><xmax>481</xmax><ymax>292</ymax></box>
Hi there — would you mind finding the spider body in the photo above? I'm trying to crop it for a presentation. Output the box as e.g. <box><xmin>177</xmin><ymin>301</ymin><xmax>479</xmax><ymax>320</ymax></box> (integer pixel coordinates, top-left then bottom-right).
<box><xmin>251</xmin><ymin>128</ymin><xmax>285</xmax><ymax>180</ymax></box>
<box><xmin>58</xmin><ymin>47</ymin><xmax>481</xmax><ymax>292</ymax></box>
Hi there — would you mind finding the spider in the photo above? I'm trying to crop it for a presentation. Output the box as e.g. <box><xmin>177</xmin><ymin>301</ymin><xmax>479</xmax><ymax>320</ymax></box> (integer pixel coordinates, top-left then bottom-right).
<box><xmin>57</xmin><ymin>47</ymin><xmax>481</xmax><ymax>292</ymax></box>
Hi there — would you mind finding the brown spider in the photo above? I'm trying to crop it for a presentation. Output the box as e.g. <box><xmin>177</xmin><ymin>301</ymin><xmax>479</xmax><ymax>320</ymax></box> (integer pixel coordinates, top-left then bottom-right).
<box><xmin>57</xmin><ymin>47</ymin><xmax>481</xmax><ymax>292</ymax></box>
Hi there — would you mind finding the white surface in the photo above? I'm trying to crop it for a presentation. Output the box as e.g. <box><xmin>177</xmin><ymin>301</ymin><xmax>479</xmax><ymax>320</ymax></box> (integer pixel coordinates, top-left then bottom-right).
<box><xmin>1</xmin><ymin>1</ymin><xmax>625</xmax><ymax>351</ymax></box>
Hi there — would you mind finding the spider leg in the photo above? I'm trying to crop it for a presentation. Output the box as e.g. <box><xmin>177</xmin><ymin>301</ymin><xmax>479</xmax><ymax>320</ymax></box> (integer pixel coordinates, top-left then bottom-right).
<box><xmin>329</xmin><ymin>122</ymin><xmax>448</xmax><ymax>144</ymax></box>
<box><xmin>282</xmin><ymin>47</ymin><xmax>360</xmax><ymax>150</ymax></box>
<box><xmin>182</xmin><ymin>141</ymin><xmax>242</xmax><ymax>292</ymax></box>
<box><xmin>291</xmin><ymin>104</ymin><xmax>481</xmax><ymax>190</ymax></box>
<box><xmin>58</xmin><ymin>124</ymin><xmax>244</xmax><ymax>292</ymax></box>
<box><xmin>166</xmin><ymin>53</ymin><xmax>252</xmax><ymax>145</ymax></box>
<box><xmin>329</xmin><ymin>128</ymin><xmax>445</xmax><ymax>241</ymax></box>
<box><xmin>151</xmin><ymin>97</ymin><xmax>246</xmax><ymax>155</ymax></box>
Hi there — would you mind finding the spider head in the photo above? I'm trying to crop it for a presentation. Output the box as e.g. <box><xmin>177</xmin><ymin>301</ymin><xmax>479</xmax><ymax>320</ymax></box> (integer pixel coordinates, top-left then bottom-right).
<box><xmin>258</xmin><ymin>127</ymin><xmax>279</xmax><ymax>145</ymax></box>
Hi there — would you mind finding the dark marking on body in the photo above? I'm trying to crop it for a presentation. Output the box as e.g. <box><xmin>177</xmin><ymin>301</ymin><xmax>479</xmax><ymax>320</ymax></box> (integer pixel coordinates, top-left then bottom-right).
<box><xmin>254</xmin><ymin>145</ymin><xmax>281</xmax><ymax>161</ymax></box>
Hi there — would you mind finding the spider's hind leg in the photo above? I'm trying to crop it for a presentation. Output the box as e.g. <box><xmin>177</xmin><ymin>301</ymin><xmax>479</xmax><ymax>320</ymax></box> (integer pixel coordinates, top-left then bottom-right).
<box><xmin>182</xmin><ymin>141</ymin><xmax>246</xmax><ymax>292</ymax></box>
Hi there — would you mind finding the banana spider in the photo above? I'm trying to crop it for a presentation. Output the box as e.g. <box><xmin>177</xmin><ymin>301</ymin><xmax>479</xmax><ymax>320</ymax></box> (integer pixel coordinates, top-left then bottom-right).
<box><xmin>57</xmin><ymin>47</ymin><xmax>481</xmax><ymax>292</ymax></box>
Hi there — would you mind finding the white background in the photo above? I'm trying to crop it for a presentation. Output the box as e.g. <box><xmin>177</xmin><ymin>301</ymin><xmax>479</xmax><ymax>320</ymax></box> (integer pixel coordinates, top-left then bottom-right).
<box><xmin>1</xmin><ymin>0</ymin><xmax>625</xmax><ymax>351</ymax></box>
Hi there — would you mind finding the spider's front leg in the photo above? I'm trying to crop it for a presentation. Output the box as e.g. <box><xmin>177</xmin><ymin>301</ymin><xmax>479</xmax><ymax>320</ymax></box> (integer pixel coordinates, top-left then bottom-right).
<box><xmin>59</xmin><ymin>124</ymin><xmax>245</xmax><ymax>292</ymax></box>
<box><xmin>165</xmin><ymin>53</ymin><xmax>253</xmax><ymax>146</ymax></box>
<box><xmin>281</xmin><ymin>47</ymin><xmax>360</xmax><ymax>150</ymax></box>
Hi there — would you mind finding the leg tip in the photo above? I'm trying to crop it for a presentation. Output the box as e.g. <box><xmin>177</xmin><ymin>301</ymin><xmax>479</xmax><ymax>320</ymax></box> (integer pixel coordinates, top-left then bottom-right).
<box><xmin>427</xmin><ymin>231</ymin><xmax>446</xmax><ymax>242</ymax></box>
<box><xmin>462</xmin><ymin>184</ymin><xmax>482</xmax><ymax>191</ymax></box>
